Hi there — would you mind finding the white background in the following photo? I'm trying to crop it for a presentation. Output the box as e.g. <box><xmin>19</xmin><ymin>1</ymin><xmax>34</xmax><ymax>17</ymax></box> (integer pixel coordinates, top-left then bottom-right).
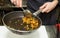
<box><xmin>0</xmin><ymin>26</ymin><xmax>48</xmax><ymax>38</ymax></box>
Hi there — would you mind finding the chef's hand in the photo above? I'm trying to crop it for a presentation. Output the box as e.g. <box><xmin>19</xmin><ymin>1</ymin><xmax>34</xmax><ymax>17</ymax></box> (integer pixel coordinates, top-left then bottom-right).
<box><xmin>10</xmin><ymin>0</ymin><xmax>22</xmax><ymax>7</ymax></box>
<box><xmin>40</xmin><ymin>0</ymin><xmax>58</xmax><ymax>13</ymax></box>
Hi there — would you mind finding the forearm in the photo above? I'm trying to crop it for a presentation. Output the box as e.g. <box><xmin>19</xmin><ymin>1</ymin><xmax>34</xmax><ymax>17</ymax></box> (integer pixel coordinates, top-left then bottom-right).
<box><xmin>53</xmin><ymin>0</ymin><xmax>58</xmax><ymax>3</ymax></box>
<box><xmin>53</xmin><ymin>0</ymin><xmax>60</xmax><ymax>5</ymax></box>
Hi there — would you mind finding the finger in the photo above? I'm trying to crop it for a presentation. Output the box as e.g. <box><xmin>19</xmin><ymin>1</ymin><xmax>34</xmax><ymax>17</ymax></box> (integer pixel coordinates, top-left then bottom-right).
<box><xmin>10</xmin><ymin>0</ymin><xmax>14</xmax><ymax>3</ymax></box>
<box><xmin>19</xmin><ymin>0</ymin><xmax>22</xmax><ymax>7</ymax></box>
<box><xmin>11</xmin><ymin>0</ymin><xmax>17</xmax><ymax>5</ymax></box>
<box><xmin>46</xmin><ymin>9</ymin><xmax>51</xmax><ymax>13</ymax></box>
<box><xmin>14</xmin><ymin>0</ymin><xmax>17</xmax><ymax>5</ymax></box>
<box><xmin>16</xmin><ymin>0</ymin><xmax>22</xmax><ymax>7</ymax></box>
<box><xmin>13</xmin><ymin>0</ymin><xmax>16</xmax><ymax>3</ymax></box>
<box><xmin>42</xmin><ymin>7</ymin><xmax>49</xmax><ymax>13</ymax></box>
<box><xmin>40</xmin><ymin>3</ymin><xmax>47</xmax><ymax>10</ymax></box>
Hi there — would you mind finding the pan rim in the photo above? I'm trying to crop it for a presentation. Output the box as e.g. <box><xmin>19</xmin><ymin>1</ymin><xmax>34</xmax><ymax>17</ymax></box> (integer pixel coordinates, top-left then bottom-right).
<box><xmin>2</xmin><ymin>11</ymin><xmax>42</xmax><ymax>32</ymax></box>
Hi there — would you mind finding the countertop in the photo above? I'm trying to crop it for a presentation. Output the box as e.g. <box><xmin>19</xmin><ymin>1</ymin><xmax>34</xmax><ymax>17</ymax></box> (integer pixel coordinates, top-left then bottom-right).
<box><xmin>0</xmin><ymin>26</ymin><xmax>48</xmax><ymax>38</ymax></box>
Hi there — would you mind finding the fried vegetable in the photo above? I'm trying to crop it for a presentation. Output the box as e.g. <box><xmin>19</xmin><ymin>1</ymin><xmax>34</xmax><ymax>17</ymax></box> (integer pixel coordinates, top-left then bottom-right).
<box><xmin>22</xmin><ymin>15</ymin><xmax>39</xmax><ymax>30</ymax></box>
<box><xmin>7</xmin><ymin>13</ymin><xmax>40</xmax><ymax>31</ymax></box>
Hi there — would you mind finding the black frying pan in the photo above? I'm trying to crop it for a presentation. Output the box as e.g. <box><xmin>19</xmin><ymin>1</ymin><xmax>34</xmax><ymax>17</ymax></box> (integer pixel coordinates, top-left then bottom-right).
<box><xmin>2</xmin><ymin>9</ymin><xmax>42</xmax><ymax>35</ymax></box>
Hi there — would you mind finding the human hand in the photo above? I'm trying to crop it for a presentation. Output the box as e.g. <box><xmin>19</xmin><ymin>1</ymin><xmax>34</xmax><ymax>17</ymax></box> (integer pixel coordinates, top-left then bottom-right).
<box><xmin>10</xmin><ymin>0</ymin><xmax>22</xmax><ymax>7</ymax></box>
<box><xmin>40</xmin><ymin>1</ymin><xmax>58</xmax><ymax>13</ymax></box>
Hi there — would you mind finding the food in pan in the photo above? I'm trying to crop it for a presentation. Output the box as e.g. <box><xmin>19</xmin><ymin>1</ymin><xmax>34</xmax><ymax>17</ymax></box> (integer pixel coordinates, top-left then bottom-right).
<box><xmin>6</xmin><ymin>13</ymin><xmax>40</xmax><ymax>31</ymax></box>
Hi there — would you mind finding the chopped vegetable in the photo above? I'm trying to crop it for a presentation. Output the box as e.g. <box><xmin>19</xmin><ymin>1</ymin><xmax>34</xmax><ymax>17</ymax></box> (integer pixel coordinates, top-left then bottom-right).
<box><xmin>7</xmin><ymin>13</ymin><xmax>40</xmax><ymax>31</ymax></box>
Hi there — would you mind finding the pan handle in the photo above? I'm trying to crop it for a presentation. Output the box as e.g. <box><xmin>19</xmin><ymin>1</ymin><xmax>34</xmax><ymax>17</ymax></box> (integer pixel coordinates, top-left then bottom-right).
<box><xmin>33</xmin><ymin>10</ymin><xmax>42</xmax><ymax>16</ymax></box>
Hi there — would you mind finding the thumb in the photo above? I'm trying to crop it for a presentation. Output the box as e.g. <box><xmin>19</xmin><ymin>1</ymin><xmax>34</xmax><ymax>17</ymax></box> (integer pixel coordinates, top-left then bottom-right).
<box><xmin>40</xmin><ymin>3</ymin><xmax>47</xmax><ymax>10</ymax></box>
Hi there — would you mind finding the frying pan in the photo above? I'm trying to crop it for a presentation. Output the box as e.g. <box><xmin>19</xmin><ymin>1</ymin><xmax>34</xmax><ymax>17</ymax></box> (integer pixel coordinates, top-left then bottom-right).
<box><xmin>2</xmin><ymin>9</ymin><xmax>42</xmax><ymax>35</ymax></box>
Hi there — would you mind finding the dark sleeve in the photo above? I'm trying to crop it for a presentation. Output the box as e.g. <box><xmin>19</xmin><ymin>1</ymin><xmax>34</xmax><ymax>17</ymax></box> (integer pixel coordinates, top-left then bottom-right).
<box><xmin>58</xmin><ymin>0</ymin><xmax>60</xmax><ymax>5</ymax></box>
